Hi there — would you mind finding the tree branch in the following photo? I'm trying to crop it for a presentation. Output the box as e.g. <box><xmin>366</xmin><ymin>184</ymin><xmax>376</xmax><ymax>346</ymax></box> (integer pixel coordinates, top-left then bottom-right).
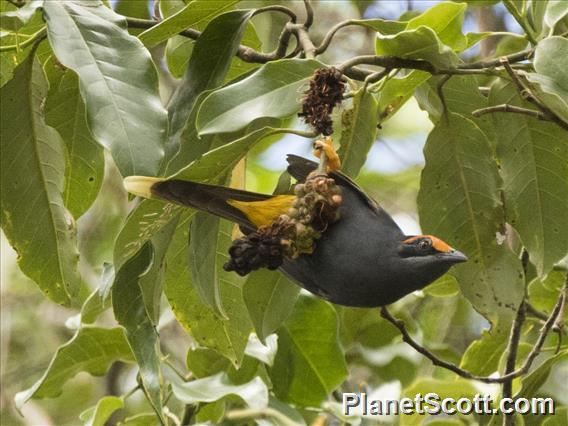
<box><xmin>472</xmin><ymin>104</ymin><xmax>551</xmax><ymax>121</ymax></box>
<box><xmin>502</xmin><ymin>302</ymin><xmax>526</xmax><ymax>426</ymax></box>
<box><xmin>303</xmin><ymin>0</ymin><xmax>314</xmax><ymax>29</ymax></box>
<box><xmin>380</xmin><ymin>284</ymin><xmax>565</xmax><ymax>384</ymax></box>
<box><xmin>501</xmin><ymin>58</ymin><xmax>568</xmax><ymax>131</ymax></box>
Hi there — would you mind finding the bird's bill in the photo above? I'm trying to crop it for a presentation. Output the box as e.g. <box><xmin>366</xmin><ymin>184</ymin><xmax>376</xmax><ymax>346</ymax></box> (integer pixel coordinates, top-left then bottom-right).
<box><xmin>439</xmin><ymin>249</ymin><xmax>468</xmax><ymax>263</ymax></box>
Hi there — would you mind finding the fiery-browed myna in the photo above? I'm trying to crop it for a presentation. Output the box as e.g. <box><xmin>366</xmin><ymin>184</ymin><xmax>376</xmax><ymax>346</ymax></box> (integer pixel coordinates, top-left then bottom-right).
<box><xmin>124</xmin><ymin>155</ymin><xmax>467</xmax><ymax>308</ymax></box>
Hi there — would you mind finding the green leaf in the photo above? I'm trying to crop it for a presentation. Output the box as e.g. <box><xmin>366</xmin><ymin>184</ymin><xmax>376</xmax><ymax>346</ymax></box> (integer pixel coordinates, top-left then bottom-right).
<box><xmin>544</xmin><ymin>1</ymin><xmax>568</xmax><ymax>31</ymax></box>
<box><xmin>119</xmin><ymin>414</ymin><xmax>158</xmax><ymax>426</ymax></box>
<box><xmin>401</xmin><ymin>379</ymin><xmax>478</xmax><ymax>426</ymax></box>
<box><xmin>112</xmin><ymin>243</ymin><xmax>164</xmax><ymax>422</ymax></box>
<box><xmin>0</xmin><ymin>0</ymin><xmax>42</xmax><ymax>31</ymax></box>
<box><xmin>375</xmin><ymin>26</ymin><xmax>459</xmax><ymax>69</ymax></box>
<box><xmin>350</xmin><ymin>18</ymin><xmax>407</xmax><ymax>35</ymax></box>
<box><xmin>168</xmin><ymin>9</ymin><xmax>254</xmax><ymax>149</ymax></box>
<box><xmin>375</xmin><ymin>70</ymin><xmax>431</xmax><ymax>124</ymax></box>
<box><xmin>164</xmin><ymin>211</ymin><xmax>251</xmax><ymax>366</ymax></box>
<box><xmin>139</xmin><ymin>0</ymin><xmax>238</xmax><ymax>48</ymax></box>
<box><xmin>337</xmin><ymin>88</ymin><xmax>379</xmax><ymax>178</ymax></box>
<box><xmin>459</xmin><ymin>330</ymin><xmax>508</xmax><ymax>376</ymax></box>
<box><xmin>0</xmin><ymin>53</ymin><xmax>80</xmax><ymax>305</ymax></box>
<box><xmin>80</xmin><ymin>264</ymin><xmax>114</xmax><ymax>324</ymax></box>
<box><xmin>174</xmin><ymin>126</ymin><xmax>291</xmax><ymax>182</ymax></box>
<box><xmin>43</xmin><ymin>0</ymin><xmax>167</xmax><ymax>177</ymax></box>
<box><xmin>417</xmin><ymin>112</ymin><xmax>524</xmax><ymax>327</ymax></box>
<box><xmin>516</xmin><ymin>351</ymin><xmax>568</xmax><ymax>398</ymax></box>
<box><xmin>526</xmin><ymin>36</ymin><xmax>568</xmax><ymax>125</ymax></box>
<box><xmin>187</xmin><ymin>347</ymin><xmax>231</xmax><ymax>378</ymax></box>
<box><xmin>489</xmin><ymin>80</ymin><xmax>568</xmax><ymax>276</ymax></box>
<box><xmin>196</xmin><ymin>59</ymin><xmax>324</xmax><ymax>135</ymax></box>
<box><xmin>189</xmin><ymin>214</ymin><xmax>232</xmax><ymax>316</ymax></box>
<box><xmin>423</xmin><ymin>274</ymin><xmax>460</xmax><ymax>297</ymax></box>
<box><xmin>44</xmin><ymin>61</ymin><xmax>104</xmax><ymax>218</ymax></box>
<box><xmin>406</xmin><ymin>1</ymin><xmax>467</xmax><ymax>51</ymax></box>
<box><xmin>542</xmin><ymin>407</ymin><xmax>568</xmax><ymax>426</ymax></box>
<box><xmin>528</xmin><ymin>270</ymin><xmax>565</xmax><ymax>312</ymax></box>
<box><xmin>14</xmin><ymin>327</ymin><xmax>133</xmax><ymax>407</ymax></box>
<box><xmin>242</xmin><ymin>269</ymin><xmax>300</xmax><ymax>343</ymax></box>
<box><xmin>171</xmin><ymin>372</ymin><xmax>268</xmax><ymax>409</ymax></box>
<box><xmin>271</xmin><ymin>296</ymin><xmax>348</xmax><ymax>406</ymax></box>
<box><xmin>79</xmin><ymin>396</ymin><xmax>124</xmax><ymax>426</ymax></box>
<box><xmin>113</xmin><ymin>199</ymin><xmax>182</xmax><ymax>272</ymax></box>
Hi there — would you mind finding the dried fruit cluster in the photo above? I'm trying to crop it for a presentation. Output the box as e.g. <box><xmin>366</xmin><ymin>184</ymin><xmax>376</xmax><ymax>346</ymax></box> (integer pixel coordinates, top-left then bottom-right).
<box><xmin>298</xmin><ymin>67</ymin><xmax>345</xmax><ymax>136</ymax></box>
<box><xmin>223</xmin><ymin>172</ymin><xmax>342</xmax><ymax>276</ymax></box>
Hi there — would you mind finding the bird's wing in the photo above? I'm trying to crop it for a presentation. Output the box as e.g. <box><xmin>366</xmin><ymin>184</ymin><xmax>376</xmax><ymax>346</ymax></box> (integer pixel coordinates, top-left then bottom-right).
<box><xmin>286</xmin><ymin>154</ymin><xmax>382</xmax><ymax>213</ymax></box>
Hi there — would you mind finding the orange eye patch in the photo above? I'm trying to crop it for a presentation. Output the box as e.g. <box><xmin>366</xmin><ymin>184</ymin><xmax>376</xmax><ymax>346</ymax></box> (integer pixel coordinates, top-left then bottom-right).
<box><xmin>403</xmin><ymin>235</ymin><xmax>452</xmax><ymax>253</ymax></box>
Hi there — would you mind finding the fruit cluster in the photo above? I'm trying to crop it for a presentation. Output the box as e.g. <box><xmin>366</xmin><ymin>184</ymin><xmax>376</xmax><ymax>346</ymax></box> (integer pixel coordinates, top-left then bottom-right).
<box><xmin>223</xmin><ymin>172</ymin><xmax>342</xmax><ymax>276</ymax></box>
<box><xmin>298</xmin><ymin>67</ymin><xmax>345</xmax><ymax>136</ymax></box>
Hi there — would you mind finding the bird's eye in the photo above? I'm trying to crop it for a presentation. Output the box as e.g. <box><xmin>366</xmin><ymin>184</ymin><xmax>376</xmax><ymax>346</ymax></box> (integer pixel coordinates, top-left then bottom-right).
<box><xmin>418</xmin><ymin>239</ymin><xmax>431</xmax><ymax>251</ymax></box>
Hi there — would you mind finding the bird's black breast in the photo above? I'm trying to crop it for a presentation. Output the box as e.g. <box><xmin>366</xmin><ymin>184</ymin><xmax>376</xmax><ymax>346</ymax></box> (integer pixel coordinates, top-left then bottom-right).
<box><xmin>280</xmin><ymin>181</ymin><xmax>407</xmax><ymax>307</ymax></box>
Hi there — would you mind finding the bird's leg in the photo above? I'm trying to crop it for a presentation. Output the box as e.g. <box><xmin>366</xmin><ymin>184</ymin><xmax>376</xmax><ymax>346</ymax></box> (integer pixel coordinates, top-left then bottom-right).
<box><xmin>313</xmin><ymin>136</ymin><xmax>341</xmax><ymax>174</ymax></box>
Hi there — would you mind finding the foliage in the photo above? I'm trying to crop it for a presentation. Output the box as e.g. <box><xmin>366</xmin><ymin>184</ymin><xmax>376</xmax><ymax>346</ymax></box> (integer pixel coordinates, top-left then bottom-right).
<box><xmin>1</xmin><ymin>0</ymin><xmax>567</xmax><ymax>425</ymax></box>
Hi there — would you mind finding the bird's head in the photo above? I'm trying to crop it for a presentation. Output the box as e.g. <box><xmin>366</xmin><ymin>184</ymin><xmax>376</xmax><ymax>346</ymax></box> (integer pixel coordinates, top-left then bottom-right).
<box><xmin>394</xmin><ymin>234</ymin><xmax>467</xmax><ymax>289</ymax></box>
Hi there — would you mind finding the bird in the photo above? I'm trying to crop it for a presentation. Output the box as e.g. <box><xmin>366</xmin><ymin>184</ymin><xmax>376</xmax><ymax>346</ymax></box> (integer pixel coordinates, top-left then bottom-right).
<box><xmin>123</xmin><ymin>154</ymin><xmax>467</xmax><ymax>308</ymax></box>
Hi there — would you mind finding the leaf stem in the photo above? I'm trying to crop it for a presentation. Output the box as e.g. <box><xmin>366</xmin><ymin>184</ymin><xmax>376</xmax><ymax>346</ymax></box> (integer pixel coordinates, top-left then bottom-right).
<box><xmin>503</xmin><ymin>0</ymin><xmax>538</xmax><ymax>45</ymax></box>
<box><xmin>0</xmin><ymin>27</ymin><xmax>47</xmax><ymax>52</ymax></box>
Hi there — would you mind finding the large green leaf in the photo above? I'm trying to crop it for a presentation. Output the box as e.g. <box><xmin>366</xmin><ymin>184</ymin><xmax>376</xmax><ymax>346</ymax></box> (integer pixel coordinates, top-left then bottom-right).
<box><xmin>405</xmin><ymin>1</ymin><xmax>467</xmax><ymax>51</ymax></box>
<box><xmin>171</xmin><ymin>372</ymin><xmax>268</xmax><ymax>409</ymax></box>
<box><xmin>516</xmin><ymin>351</ymin><xmax>568</xmax><ymax>399</ymax></box>
<box><xmin>459</xmin><ymin>330</ymin><xmax>508</xmax><ymax>376</ymax></box>
<box><xmin>544</xmin><ymin>1</ymin><xmax>568</xmax><ymax>31</ymax></box>
<box><xmin>196</xmin><ymin>59</ymin><xmax>324</xmax><ymax>135</ymax></box>
<box><xmin>242</xmin><ymin>269</ymin><xmax>300</xmax><ymax>343</ymax></box>
<box><xmin>174</xmin><ymin>126</ymin><xmax>292</xmax><ymax>182</ymax></box>
<box><xmin>113</xmin><ymin>199</ymin><xmax>182</xmax><ymax>272</ymax></box>
<box><xmin>489</xmin><ymin>81</ymin><xmax>568</xmax><ymax>276</ymax></box>
<box><xmin>417</xmin><ymin>112</ymin><xmax>524</xmax><ymax>327</ymax></box>
<box><xmin>525</xmin><ymin>36</ymin><xmax>568</xmax><ymax>125</ymax></box>
<box><xmin>0</xmin><ymin>53</ymin><xmax>80</xmax><ymax>305</ymax></box>
<box><xmin>112</xmin><ymin>243</ymin><xmax>164</xmax><ymax>422</ymax></box>
<box><xmin>14</xmin><ymin>327</ymin><xmax>133</xmax><ymax>407</ymax></box>
<box><xmin>375</xmin><ymin>70</ymin><xmax>431</xmax><ymax>124</ymax></box>
<box><xmin>401</xmin><ymin>379</ymin><xmax>478</xmax><ymax>425</ymax></box>
<box><xmin>139</xmin><ymin>0</ymin><xmax>238</xmax><ymax>48</ymax></box>
<box><xmin>375</xmin><ymin>26</ymin><xmax>459</xmax><ymax>69</ymax></box>
<box><xmin>44</xmin><ymin>62</ymin><xmax>104</xmax><ymax>218</ymax></box>
<box><xmin>337</xmin><ymin>87</ymin><xmax>379</xmax><ymax>178</ymax></box>
<box><xmin>164</xmin><ymin>211</ymin><xmax>251</xmax><ymax>366</ymax></box>
<box><xmin>189</xmin><ymin>214</ymin><xmax>232</xmax><ymax>316</ymax></box>
<box><xmin>0</xmin><ymin>0</ymin><xmax>42</xmax><ymax>31</ymax></box>
<box><xmin>79</xmin><ymin>396</ymin><xmax>124</xmax><ymax>426</ymax></box>
<box><xmin>43</xmin><ymin>0</ymin><xmax>167</xmax><ymax>177</ymax></box>
<box><xmin>271</xmin><ymin>296</ymin><xmax>348</xmax><ymax>406</ymax></box>
<box><xmin>167</xmin><ymin>9</ymin><xmax>254</xmax><ymax>151</ymax></box>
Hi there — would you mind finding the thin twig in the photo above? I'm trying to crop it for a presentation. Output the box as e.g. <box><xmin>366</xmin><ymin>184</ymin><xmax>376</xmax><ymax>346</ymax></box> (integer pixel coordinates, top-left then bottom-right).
<box><xmin>525</xmin><ymin>302</ymin><xmax>549</xmax><ymax>322</ymax></box>
<box><xmin>0</xmin><ymin>27</ymin><xmax>47</xmax><ymax>52</ymax></box>
<box><xmin>125</xmin><ymin>17</ymin><xmax>295</xmax><ymax>64</ymax></box>
<box><xmin>472</xmin><ymin>104</ymin><xmax>551</xmax><ymax>121</ymax></box>
<box><xmin>315</xmin><ymin>20</ymin><xmax>358</xmax><ymax>54</ymax></box>
<box><xmin>253</xmin><ymin>5</ymin><xmax>297</xmax><ymax>23</ymax></box>
<box><xmin>501</xmin><ymin>58</ymin><xmax>568</xmax><ymax>131</ymax></box>
<box><xmin>303</xmin><ymin>0</ymin><xmax>314</xmax><ymax>29</ymax></box>
<box><xmin>502</xmin><ymin>302</ymin><xmax>526</xmax><ymax>426</ymax></box>
<box><xmin>503</xmin><ymin>0</ymin><xmax>537</xmax><ymax>45</ymax></box>
<box><xmin>380</xmin><ymin>286</ymin><xmax>565</xmax><ymax>384</ymax></box>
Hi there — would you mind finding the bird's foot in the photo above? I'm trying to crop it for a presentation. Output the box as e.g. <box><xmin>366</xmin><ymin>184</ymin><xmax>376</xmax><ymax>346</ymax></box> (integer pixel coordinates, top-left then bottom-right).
<box><xmin>313</xmin><ymin>136</ymin><xmax>341</xmax><ymax>173</ymax></box>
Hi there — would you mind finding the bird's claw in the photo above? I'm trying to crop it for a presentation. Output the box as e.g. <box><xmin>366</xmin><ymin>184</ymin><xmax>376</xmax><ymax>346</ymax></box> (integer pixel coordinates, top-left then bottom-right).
<box><xmin>313</xmin><ymin>136</ymin><xmax>341</xmax><ymax>173</ymax></box>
